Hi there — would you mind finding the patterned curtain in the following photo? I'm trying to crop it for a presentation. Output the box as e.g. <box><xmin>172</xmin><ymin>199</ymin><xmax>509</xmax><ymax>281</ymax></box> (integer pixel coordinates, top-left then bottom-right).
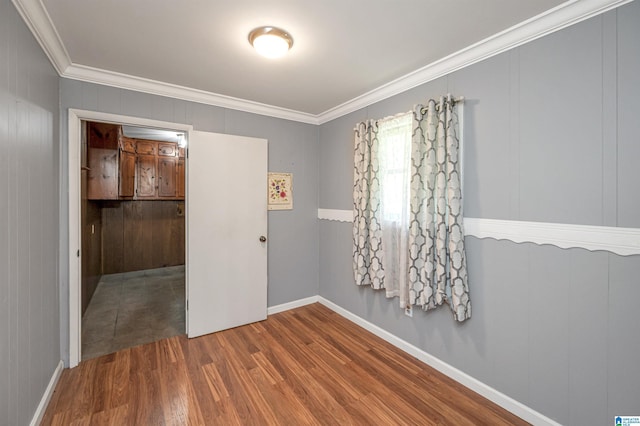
<box><xmin>352</xmin><ymin>95</ymin><xmax>471</xmax><ymax>322</ymax></box>
<box><xmin>408</xmin><ymin>97</ymin><xmax>470</xmax><ymax>321</ymax></box>
<box><xmin>353</xmin><ymin>120</ymin><xmax>385</xmax><ymax>290</ymax></box>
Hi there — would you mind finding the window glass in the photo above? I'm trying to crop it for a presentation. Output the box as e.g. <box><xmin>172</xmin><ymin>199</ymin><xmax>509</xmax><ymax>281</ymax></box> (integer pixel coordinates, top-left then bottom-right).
<box><xmin>378</xmin><ymin>113</ymin><xmax>412</xmax><ymax>224</ymax></box>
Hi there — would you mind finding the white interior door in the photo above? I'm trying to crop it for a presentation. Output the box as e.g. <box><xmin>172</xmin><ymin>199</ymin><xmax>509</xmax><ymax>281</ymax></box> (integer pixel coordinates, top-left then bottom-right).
<box><xmin>187</xmin><ymin>131</ymin><xmax>268</xmax><ymax>337</ymax></box>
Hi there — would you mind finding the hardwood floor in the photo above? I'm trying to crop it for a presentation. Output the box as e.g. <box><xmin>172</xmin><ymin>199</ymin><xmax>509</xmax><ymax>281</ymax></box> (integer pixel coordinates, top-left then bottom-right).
<box><xmin>42</xmin><ymin>303</ymin><xmax>528</xmax><ymax>425</ymax></box>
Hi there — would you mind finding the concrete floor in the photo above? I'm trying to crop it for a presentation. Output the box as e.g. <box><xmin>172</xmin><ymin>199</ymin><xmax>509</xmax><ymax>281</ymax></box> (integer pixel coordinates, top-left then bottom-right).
<box><xmin>81</xmin><ymin>266</ymin><xmax>185</xmax><ymax>361</ymax></box>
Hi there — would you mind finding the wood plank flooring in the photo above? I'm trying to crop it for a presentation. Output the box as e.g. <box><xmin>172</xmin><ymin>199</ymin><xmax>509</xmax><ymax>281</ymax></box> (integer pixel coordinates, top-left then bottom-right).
<box><xmin>42</xmin><ymin>303</ymin><xmax>529</xmax><ymax>425</ymax></box>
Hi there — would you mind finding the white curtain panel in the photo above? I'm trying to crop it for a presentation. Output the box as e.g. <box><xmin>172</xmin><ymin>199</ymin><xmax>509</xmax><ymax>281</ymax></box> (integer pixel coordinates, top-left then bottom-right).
<box><xmin>353</xmin><ymin>96</ymin><xmax>470</xmax><ymax>322</ymax></box>
<box><xmin>378</xmin><ymin>114</ymin><xmax>412</xmax><ymax>306</ymax></box>
<box><xmin>408</xmin><ymin>97</ymin><xmax>470</xmax><ymax>322</ymax></box>
<box><xmin>353</xmin><ymin>115</ymin><xmax>412</xmax><ymax>305</ymax></box>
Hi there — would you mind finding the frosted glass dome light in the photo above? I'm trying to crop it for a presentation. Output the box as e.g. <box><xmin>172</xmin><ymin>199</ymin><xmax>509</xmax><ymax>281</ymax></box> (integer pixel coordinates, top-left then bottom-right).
<box><xmin>248</xmin><ymin>27</ymin><xmax>293</xmax><ymax>59</ymax></box>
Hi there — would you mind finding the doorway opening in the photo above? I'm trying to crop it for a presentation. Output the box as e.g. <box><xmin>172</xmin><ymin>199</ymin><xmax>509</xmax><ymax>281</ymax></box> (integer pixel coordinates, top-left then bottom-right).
<box><xmin>68</xmin><ymin>109</ymin><xmax>193</xmax><ymax>367</ymax></box>
<box><xmin>80</xmin><ymin>120</ymin><xmax>187</xmax><ymax>360</ymax></box>
<box><xmin>68</xmin><ymin>109</ymin><xmax>269</xmax><ymax>368</ymax></box>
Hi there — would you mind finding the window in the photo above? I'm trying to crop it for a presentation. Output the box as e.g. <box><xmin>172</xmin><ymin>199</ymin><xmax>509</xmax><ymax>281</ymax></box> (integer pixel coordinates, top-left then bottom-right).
<box><xmin>377</xmin><ymin>113</ymin><xmax>412</xmax><ymax>225</ymax></box>
<box><xmin>353</xmin><ymin>97</ymin><xmax>470</xmax><ymax>321</ymax></box>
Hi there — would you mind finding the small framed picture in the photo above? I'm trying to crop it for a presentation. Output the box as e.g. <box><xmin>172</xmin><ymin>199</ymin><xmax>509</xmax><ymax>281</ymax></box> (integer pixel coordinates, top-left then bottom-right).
<box><xmin>267</xmin><ymin>172</ymin><xmax>293</xmax><ymax>210</ymax></box>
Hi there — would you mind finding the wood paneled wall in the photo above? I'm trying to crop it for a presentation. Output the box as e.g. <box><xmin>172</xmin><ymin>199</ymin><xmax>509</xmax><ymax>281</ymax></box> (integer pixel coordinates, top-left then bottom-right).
<box><xmin>81</xmin><ymin>197</ymin><xmax>102</xmax><ymax>315</ymax></box>
<box><xmin>81</xmin><ymin>123</ymin><xmax>103</xmax><ymax>315</ymax></box>
<box><xmin>101</xmin><ymin>200</ymin><xmax>185</xmax><ymax>274</ymax></box>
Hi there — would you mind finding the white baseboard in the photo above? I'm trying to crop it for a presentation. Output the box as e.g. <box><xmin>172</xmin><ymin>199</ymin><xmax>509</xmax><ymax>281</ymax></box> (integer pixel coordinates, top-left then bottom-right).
<box><xmin>267</xmin><ymin>295</ymin><xmax>319</xmax><ymax>315</ymax></box>
<box><xmin>317</xmin><ymin>297</ymin><xmax>561</xmax><ymax>426</ymax></box>
<box><xmin>30</xmin><ymin>360</ymin><xmax>63</xmax><ymax>426</ymax></box>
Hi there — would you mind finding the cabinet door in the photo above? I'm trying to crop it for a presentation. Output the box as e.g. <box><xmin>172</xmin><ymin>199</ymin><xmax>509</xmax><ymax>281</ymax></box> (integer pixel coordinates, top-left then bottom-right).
<box><xmin>87</xmin><ymin>148</ymin><xmax>118</xmax><ymax>199</ymax></box>
<box><xmin>158</xmin><ymin>143</ymin><xmax>177</xmax><ymax>157</ymax></box>
<box><xmin>120</xmin><ymin>136</ymin><xmax>136</xmax><ymax>153</ymax></box>
<box><xmin>136</xmin><ymin>154</ymin><xmax>157</xmax><ymax>198</ymax></box>
<box><xmin>136</xmin><ymin>140</ymin><xmax>156</xmax><ymax>156</ymax></box>
<box><xmin>88</xmin><ymin>122</ymin><xmax>121</xmax><ymax>150</ymax></box>
<box><xmin>176</xmin><ymin>158</ymin><xmax>185</xmax><ymax>199</ymax></box>
<box><xmin>119</xmin><ymin>150</ymin><xmax>136</xmax><ymax>198</ymax></box>
<box><xmin>158</xmin><ymin>156</ymin><xmax>177</xmax><ymax>198</ymax></box>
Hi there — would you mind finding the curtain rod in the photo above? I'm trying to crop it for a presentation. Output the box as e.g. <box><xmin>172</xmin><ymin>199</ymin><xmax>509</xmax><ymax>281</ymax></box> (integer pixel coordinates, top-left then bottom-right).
<box><xmin>354</xmin><ymin>95</ymin><xmax>465</xmax><ymax>129</ymax></box>
<box><xmin>422</xmin><ymin>95</ymin><xmax>464</xmax><ymax>105</ymax></box>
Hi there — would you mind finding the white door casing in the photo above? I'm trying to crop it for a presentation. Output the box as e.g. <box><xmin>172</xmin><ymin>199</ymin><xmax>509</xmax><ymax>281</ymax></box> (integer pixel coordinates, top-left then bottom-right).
<box><xmin>187</xmin><ymin>131</ymin><xmax>268</xmax><ymax>337</ymax></box>
<box><xmin>67</xmin><ymin>109</ymin><xmax>193</xmax><ymax>368</ymax></box>
<box><xmin>68</xmin><ymin>111</ymin><xmax>267</xmax><ymax>365</ymax></box>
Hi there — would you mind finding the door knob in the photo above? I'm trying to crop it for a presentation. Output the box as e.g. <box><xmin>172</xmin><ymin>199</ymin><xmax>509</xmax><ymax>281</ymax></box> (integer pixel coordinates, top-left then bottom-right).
<box><xmin>259</xmin><ymin>236</ymin><xmax>267</xmax><ymax>242</ymax></box>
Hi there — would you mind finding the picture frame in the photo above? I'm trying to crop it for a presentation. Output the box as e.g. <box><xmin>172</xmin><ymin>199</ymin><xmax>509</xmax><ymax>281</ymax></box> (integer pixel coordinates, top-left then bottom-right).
<box><xmin>267</xmin><ymin>172</ymin><xmax>293</xmax><ymax>210</ymax></box>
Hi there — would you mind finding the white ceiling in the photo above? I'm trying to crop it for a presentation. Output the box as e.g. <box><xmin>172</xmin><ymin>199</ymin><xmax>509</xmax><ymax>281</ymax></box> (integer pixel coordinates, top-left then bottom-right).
<box><xmin>16</xmin><ymin>0</ymin><xmax>628</xmax><ymax>121</ymax></box>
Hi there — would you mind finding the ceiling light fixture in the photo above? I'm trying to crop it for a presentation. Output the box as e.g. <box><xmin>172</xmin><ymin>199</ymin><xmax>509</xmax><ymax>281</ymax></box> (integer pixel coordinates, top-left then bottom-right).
<box><xmin>248</xmin><ymin>26</ymin><xmax>293</xmax><ymax>59</ymax></box>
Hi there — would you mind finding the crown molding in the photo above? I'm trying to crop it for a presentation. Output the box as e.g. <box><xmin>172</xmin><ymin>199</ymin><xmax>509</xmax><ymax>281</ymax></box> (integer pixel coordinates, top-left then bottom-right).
<box><xmin>13</xmin><ymin>0</ymin><xmax>632</xmax><ymax>125</ymax></box>
<box><xmin>63</xmin><ymin>64</ymin><xmax>320</xmax><ymax>124</ymax></box>
<box><xmin>315</xmin><ymin>0</ymin><xmax>633</xmax><ymax>124</ymax></box>
<box><xmin>11</xmin><ymin>0</ymin><xmax>71</xmax><ymax>74</ymax></box>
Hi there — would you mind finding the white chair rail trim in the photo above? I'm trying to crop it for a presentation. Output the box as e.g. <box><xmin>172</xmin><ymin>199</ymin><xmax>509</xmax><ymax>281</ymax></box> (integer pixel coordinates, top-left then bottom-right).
<box><xmin>318</xmin><ymin>209</ymin><xmax>640</xmax><ymax>256</ymax></box>
<box><xmin>318</xmin><ymin>208</ymin><xmax>354</xmax><ymax>222</ymax></box>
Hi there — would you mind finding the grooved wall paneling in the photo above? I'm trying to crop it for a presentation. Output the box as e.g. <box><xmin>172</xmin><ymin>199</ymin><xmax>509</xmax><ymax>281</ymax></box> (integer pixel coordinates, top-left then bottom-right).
<box><xmin>318</xmin><ymin>3</ymin><xmax>640</xmax><ymax>424</ymax></box>
<box><xmin>0</xmin><ymin>0</ymin><xmax>61</xmax><ymax>424</ymax></box>
<box><xmin>616</xmin><ymin>1</ymin><xmax>640</xmax><ymax>227</ymax></box>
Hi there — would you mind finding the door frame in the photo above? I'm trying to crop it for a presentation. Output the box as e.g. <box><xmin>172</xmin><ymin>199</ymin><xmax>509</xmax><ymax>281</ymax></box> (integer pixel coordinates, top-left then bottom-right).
<box><xmin>67</xmin><ymin>109</ymin><xmax>193</xmax><ymax>368</ymax></box>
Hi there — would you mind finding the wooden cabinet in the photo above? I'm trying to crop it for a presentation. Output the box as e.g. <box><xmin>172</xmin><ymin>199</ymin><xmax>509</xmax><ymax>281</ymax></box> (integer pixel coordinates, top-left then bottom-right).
<box><xmin>119</xmin><ymin>150</ymin><xmax>136</xmax><ymax>198</ymax></box>
<box><xmin>87</xmin><ymin>148</ymin><xmax>119</xmax><ymax>199</ymax></box>
<box><xmin>118</xmin><ymin>136</ymin><xmax>136</xmax><ymax>198</ymax></box>
<box><xmin>158</xmin><ymin>143</ymin><xmax>177</xmax><ymax>157</ymax></box>
<box><xmin>158</xmin><ymin>156</ymin><xmax>177</xmax><ymax>197</ymax></box>
<box><xmin>87</xmin><ymin>122</ymin><xmax>121</xmax><ymax>200</ymax></box>
<box><xmin>86</xmin><ymin>121</ymin><xmax>184</xmax><ymax>200</ymax></box>
<box><xmin>134</xmin><ymin>140</ymin><xmax>184</xmax><ymax>199</ymax></box>
<box><xmin>136</xmin><ymin>140</ymin><xmax>156</xmax><ymax>156</ymax></box>
<box><xmin>135</xmin><ymin>141</ymin><xmax>157</xmax><ymax>199</ymax></box>
<box><xmin>121</xmin><ymin>136</ymin><xmax>136</xmax><ymax>154</ymax></box>
<box><xmin>136</xmin><ymin>154</ymin><xmax>157</xmax><ymax>198</ymax></box>
<box><xmin>176</xmin><ymin>158</ymin><xmax>185</xmax><ymax>199</ymax></box>
<box><xmin>88</xmin><ymin>122</ymin><xmax>121</xmax><ymax>150</ymax></box>
<box><xmin>157</xmin><ymin>142</ymin><xmax>179</xmax><ymax>198</ymax></box>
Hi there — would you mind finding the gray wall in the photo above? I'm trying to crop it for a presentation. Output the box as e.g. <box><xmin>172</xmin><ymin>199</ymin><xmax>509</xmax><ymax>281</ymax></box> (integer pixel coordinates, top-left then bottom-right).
<box><xmin>0</xmin><ymin>0</ymin><xmax>61</xmax><ymax>424</ymax></box>
<box><xmin>7</xmin><ymin>0</ymin><xmax>638</xmax><ymax>422</ymax></box>
<box><xmin>58</xmin><ymin>79</ymin><xmax>320</xmax><ymax>365</ymax></box>
<box><xmin>318</xmin><ymin>3</ymin><xmax>640</xmax><ymax>425</ymax></box>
